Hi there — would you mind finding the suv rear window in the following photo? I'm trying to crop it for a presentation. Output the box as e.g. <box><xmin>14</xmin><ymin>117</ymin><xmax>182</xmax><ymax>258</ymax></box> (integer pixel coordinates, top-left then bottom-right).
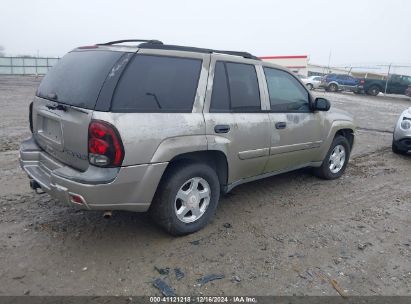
<box><xmin>37</xmin><ymin>50</ymin><xmax>124</xmax><ymax>109</ymax></box>
<box><xmin>111</xmin><ymin>55</ymin><xmax>202</xmax><ymax>112</ymax></box>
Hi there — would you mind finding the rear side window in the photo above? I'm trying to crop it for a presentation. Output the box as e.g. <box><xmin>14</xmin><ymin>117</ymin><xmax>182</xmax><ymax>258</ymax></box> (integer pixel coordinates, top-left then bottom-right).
<box><xmin>37</xmin><ymin>50</ymin><xmax>124</xmax><ymax>109</ymax></box>
<box><xmin>111</xmin><ymin>55</ymin><xmax>202</xmax><ymax>112</ymax></box>
<box><xmin>210</xmin><ymin>61</ymin><xmax>261</xmax><ymax>112</ymax></box>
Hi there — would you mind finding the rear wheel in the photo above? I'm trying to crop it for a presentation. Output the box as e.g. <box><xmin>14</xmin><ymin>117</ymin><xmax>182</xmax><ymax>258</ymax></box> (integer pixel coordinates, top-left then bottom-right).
<box><xmin>306</xmin><ymin>83</ymin><xmax>314</xmax><ymax>90</ymax></box>
<box><xmin>328</xmin><ymin>83</ymin><xmax>338</xmax><ymax>92</ymax></box>
<box><xmin>149</xmin><ymin>162</ymin><xmax>220</xmax><ymax>235</ymax></box>
<box><xmin>313</xmin><ymin>135</ymin><xmax>351</xmax><ymax>179</ymax></box>
<box><xmin>367</xmin><ymin>85</ymin><xmax>381</xmax><ymax>96</ymax></box>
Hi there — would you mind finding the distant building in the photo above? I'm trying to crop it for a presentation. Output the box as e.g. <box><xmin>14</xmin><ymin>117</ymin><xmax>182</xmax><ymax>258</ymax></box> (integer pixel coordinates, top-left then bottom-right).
<box><xmin>259</xmin><ymin>55</ymin><xmax>308</xmax><ymax>76</ymax></box>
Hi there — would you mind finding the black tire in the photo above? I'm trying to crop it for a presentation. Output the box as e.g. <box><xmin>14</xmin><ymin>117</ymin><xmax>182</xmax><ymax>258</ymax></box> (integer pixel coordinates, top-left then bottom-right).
<box><xmin>149</xmin><ymin>161</ymin><xmax>220</xmax><ymax>236</ymax></box>
<box><xmin>367</xmin><ymin>85</ymin><xmax>380</xmax><ymax>96</ymax></box>
<box><xmin>307</xmin><ymin>83</ymin><xmax>314</xmax><ymax>90</ymax></box>
<box><xmin>313</xmin><ymin>135</ymin><xmax>351</xmax><ymax>180</ymax></box>
<box><xmin>392</xmin><ymin>141</ymin><xmax>405</xmax><ymax>155</ymax></box>
<box><xmin>328</xmin><ymin>83</ymin><xmax>338</xmax><ymax>92</ymax></box>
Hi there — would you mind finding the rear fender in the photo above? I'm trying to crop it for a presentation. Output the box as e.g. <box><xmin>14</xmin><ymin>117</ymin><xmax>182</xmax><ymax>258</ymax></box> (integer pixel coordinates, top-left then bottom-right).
<box><xmin>150</xmin><ymin>135</ymin><xmax>208</xmax><ymax>163</ymax></box>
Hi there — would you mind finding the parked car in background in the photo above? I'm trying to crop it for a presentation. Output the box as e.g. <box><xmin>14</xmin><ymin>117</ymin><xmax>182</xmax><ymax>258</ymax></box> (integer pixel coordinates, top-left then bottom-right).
<box><xmin>404</xmin><ymin>85</ymin><xmax>411</xmax><ymax>98</ymax></box>
<box><xmin>356</xmin><ymin>74</ymin><xmax>411</xmax><ymax>96</ymax></box>
<box><xmin>320</xmin><ymin>74</ymin><xmax>359</xmax><ymax>92</ymax></box>
<box><xmin>392</xmin><ymin>107</ymin><xmax>411</xmax><ymax>154</ymax></box>
<box><xmin>302</xmin><ymin>76</ymin><xmax>322</xmax><ymax>90</ymax></box>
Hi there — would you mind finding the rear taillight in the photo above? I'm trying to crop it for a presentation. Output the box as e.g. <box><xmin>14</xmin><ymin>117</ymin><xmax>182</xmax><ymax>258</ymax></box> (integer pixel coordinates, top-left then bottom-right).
<box><xmin>88</xmin><ymin>120</ymin><xmax>124</xmax><ymax>167</ymax></box>
<box><xmin>360</xmin><ymin>79</ymin><xmax>365</xmax><ymax>85</ymax></box>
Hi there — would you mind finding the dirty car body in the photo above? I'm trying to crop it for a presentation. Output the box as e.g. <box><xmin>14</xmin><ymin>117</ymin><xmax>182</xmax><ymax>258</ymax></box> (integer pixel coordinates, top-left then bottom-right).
<box><xmin>392</xmin><ymin>107</ymin><xmax>411</xmax><ymax>154</ymax></box>
<box><xmin>20</xmin><ymin>40</ymin><xmax>356</xmax><ymax>235</ymax></box>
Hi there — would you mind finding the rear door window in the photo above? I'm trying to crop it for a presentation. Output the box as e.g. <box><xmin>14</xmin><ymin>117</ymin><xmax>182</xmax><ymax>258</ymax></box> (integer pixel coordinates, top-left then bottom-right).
<box><xmin>111</xmin><ymin>55</ymin><xmax>202</xmax><ymax>112</ymax></box>
<box><xmin>37</xmin><ymin>50</ymin><xmax>124</xmax><ymax>109</ymax></box>
<box><xmin>210</xmin><ymin>61</ymin><xmax>261</xmax><ymax>112</ymax></box>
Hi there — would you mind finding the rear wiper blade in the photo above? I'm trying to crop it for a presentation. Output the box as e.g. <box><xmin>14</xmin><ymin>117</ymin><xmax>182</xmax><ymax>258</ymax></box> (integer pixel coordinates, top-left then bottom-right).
<box><xmin>146</xmin><ymin>92</ymin><xmax>162</xmax><ymax>109</ymax></box>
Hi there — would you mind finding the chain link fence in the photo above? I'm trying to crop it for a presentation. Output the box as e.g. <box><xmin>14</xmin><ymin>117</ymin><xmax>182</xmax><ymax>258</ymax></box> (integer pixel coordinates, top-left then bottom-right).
<box><xmin>0</xmin><ymin>57</ymin><xmax>59</xmax><ymax>75</ymax></box>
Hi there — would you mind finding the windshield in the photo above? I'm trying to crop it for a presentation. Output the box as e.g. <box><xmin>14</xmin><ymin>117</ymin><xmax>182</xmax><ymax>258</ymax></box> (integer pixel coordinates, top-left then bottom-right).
<box><xmin>37</xmin><ymin>50</ymin><xmax>124</xmax><ymax>109</ymax></box>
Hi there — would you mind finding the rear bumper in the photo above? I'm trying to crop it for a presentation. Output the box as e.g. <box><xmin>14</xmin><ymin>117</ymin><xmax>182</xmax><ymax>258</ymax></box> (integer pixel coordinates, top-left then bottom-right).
<box><xmin>19</xmin><ymin>137</ymin><xmax>167</xmax><ymax>212</ymax></box>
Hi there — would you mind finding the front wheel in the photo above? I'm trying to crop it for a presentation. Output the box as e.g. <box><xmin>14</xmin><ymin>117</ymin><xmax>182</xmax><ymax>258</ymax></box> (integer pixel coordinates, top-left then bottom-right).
<box><xmin>149</xmin><ymin>162</ymin><xmax>220</xmax><ymax>235</ymax></box>
<box><xmin>313</xmin><ymin>135</ymin><xmax>351</xmax><ymax>179</ymax></box>
<box><xmin>306</xmin><ymin>83</ymin><xmax>314</xmax><ymax>90</ymax></box>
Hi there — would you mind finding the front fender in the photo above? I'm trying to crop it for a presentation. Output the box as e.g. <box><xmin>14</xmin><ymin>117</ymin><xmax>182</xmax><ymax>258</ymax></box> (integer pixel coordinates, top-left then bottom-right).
<box><xmin>318</xmin><ymin>120</ymin><xmax>356</xmax><ymax>160</ymax></box>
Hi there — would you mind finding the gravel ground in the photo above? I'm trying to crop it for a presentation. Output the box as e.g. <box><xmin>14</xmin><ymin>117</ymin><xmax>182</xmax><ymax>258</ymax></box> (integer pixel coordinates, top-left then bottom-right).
<box><xmin>0</xmin><ymin>76</ymin><xmax>410</xmax><ymax>296</ymax></box>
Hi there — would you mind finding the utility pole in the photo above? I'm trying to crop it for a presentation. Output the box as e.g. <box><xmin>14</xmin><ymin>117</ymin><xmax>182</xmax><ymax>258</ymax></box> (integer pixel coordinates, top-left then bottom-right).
<box><xmin>36</xmin><ymin>50</ymin><xmax>40</xmax><ymax>78</ymax></box>
<box><xmin>327</xmin><ymin>50</ymin><xmax>332</xmax><ymax>73</ymax></box>
<box><xmin>384</xmin><ymin>63</ymin><xmax>391</xmax><ymax>95</ymax></box>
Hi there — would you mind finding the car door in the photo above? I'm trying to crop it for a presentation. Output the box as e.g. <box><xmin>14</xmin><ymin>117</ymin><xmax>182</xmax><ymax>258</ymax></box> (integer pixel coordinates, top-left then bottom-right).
<box><xmin>261</xmin><ymin>66</ymin><xmax>324</xmax><ymax>173</ymax></box>
<box><xmin>338</xmin><ymin>75</ymin><xmax>348</xmax><ymax>88</ymax></box>
<box><xmin>388</xmin><ymin>75</ymin><xmax>402</xmax><ymax>94</ymax></box>
<box><xmin>346</xmin><ymin>76</ymin><xmax>358</xmax><ymax>88</ymax></box>
<box><xmin>397</xmin><ymin>76</ymin><xmax>411</xmax><ymax>94</ymax></box>
<box><xmin>204</xmin><ymin>56</ymin><xmax>271</xmax><ymax>184</ymax></box>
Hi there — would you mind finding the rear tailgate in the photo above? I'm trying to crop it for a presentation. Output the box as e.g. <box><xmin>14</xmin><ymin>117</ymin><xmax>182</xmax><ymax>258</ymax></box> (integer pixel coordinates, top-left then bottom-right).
<box><xmin>33</xmin><ymin>49</ymin><xmax>125</xmax><ymax>171</ymax></box>
<box><xmin>32</xmin><ymin>97</ymin><xmax>93</xmax><ymax>171</ymax></box>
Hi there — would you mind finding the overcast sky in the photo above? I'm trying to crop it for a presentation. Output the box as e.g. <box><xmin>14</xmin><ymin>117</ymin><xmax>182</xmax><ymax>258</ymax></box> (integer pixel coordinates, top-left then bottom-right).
<box><xmin>1</xmin><ymin>0</ymin><xmax>410</xmax><ymax>72</ymax></box>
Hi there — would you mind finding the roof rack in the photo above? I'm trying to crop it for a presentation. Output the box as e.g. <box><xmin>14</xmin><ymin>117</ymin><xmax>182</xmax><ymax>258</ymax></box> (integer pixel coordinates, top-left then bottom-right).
<box><xmin>97</xmin><ymin>39</ymin><xmax>164</xmax><ymax>46</ymax></box>
<box><xmin>213</xmin><ymin>49</ymin><xmax>259</xmax><ymax>60</ymax></box>
<box><xmin>137</xmin><ymin>43</ymin><xmax>260</xmax><ymax>60</ymax></box>
<box><xmin>96</xmin><ymin>39</ymin><xmax>259</xmax><ymax>60</ymax></box>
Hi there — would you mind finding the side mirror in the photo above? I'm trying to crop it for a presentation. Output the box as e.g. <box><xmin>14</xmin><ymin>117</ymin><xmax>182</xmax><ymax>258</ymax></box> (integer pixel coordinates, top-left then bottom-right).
<box><xmin>314</xmin><ymin>97</ymin><xmax>331</xmax><ymax>111</ymax></box>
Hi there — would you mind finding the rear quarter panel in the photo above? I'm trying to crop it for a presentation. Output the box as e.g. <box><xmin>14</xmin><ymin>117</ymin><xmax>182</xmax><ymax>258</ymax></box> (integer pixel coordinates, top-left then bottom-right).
<box><xmin>91</xmin><ymin>112</ymin><xmax>207</xmax><ymax>165</ymax></box>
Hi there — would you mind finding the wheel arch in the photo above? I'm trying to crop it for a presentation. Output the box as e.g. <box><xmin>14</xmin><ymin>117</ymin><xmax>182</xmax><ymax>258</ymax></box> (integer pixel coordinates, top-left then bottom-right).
<box><xmin>166</xmin><ymin>150</ymin><xmax>229</xmax><ymax>189</ymax></box>
<box><xmin>335</xmin><ymin>128</ymin><xmax>355</xmax><ymax>150</ymax></box>
<box><xmin>319</xmin><ymin>122</ymin><xmax>355</xmax><ymax>160</ymax></box>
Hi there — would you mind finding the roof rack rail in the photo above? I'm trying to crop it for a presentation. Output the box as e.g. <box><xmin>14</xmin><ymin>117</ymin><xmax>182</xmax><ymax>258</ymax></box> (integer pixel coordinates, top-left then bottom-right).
<box><xmin>213</xmin><ymin>49</ymin><xmax>259</xmax><ymax>60</ymax></box>
<box><xmin>97</xmin><ymin>39</ymin><xmax>163</xmax><ymax>46</ymax></box>
<box><xmin>137</xmin><ymin>43</ymin><xmax>260</xmax><ymax>60</ymax></box>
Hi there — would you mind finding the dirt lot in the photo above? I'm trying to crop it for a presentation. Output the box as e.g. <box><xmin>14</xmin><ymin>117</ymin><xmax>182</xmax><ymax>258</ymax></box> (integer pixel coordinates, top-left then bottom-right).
<box><xmin>0</xmin><ymin>76</ymin><xmax>410</xmax><ymax>296</ymax></box>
